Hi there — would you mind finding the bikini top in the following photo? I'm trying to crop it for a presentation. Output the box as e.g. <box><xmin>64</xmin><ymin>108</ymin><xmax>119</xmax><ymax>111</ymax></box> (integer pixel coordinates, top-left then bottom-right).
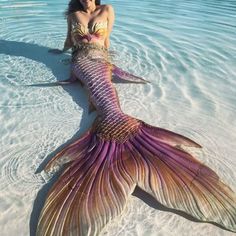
<box><xmin>71</xmin><ymin>21</ymin><xmax>108</xmax><ymax>42</ymax></box>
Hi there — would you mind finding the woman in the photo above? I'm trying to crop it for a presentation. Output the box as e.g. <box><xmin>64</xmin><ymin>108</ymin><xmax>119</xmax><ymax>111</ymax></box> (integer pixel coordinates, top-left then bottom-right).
<box><xmin>49</xmin><ymin>0</ymin><xmax>114</xmax><ymax>84</ymax></box>
<box><xmin>37</xmin><ymin>0</ymin><xmax>236</xmax><ymax>235</ymax></box>
<box><xmin>64</xmin><ymin>0</ymin><xmax>114</xmax><ymax>50</ymax></box>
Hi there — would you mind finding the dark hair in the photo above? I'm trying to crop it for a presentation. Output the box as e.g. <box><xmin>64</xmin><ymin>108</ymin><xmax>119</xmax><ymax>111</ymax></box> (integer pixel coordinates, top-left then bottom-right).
<box><xmin>65</xmin><ymin>0</ymin><xmax>101</xmax><ymax>16</ymax></box>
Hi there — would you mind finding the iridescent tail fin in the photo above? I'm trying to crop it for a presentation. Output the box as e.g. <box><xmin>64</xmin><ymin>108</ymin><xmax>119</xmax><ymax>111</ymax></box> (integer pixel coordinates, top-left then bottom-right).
<box><xmin>112</xmin><ymin>64</ymin><xmax>149</xmax><ymax>84</ymax></box>
<box><xmin>37</xmin><ymin>116</ymin><xmax>236</xmax><ymax>236</ymax></box>
<box><xmin>37</xmin><ymin>125</ymin><xmax>137</xmax><ymax>236</ymax></box>
<box><xmin>134</xmin><ymin>123</ymin><xmax>236</xmax><ymax>232</ymax></box>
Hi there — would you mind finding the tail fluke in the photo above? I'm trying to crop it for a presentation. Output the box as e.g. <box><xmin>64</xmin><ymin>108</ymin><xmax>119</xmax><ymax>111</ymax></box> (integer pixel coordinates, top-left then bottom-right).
<box><xmin>44</xmin><ymin>130</ymin><xmax>92</xmax><ymax>172</ymax></box>
<box><xmin>37</xmin><ymin>117</ymin><xmax>236</xmax><ymax>235</ymax></box>
<box><xmin>134</xmin><ymin>123</ymin><xmax>236</xmax><ymax>232</ymax></box>
<box><xmin>37</xmin><ymin>135</ymin><xmax>136</xmax><ymax>236</ymax></box>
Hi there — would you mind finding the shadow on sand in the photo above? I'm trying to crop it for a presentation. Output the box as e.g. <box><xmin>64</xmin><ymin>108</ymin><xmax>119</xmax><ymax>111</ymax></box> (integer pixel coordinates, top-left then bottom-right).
<box><xmin>0</xmin><ymin>39</ymin><xmax>231</xmax><ymax>235</ymax></box>
<box><xmin>0</xmin><ymin>39</ymin><xmax>95</xmax><ymax>235</ymax></box>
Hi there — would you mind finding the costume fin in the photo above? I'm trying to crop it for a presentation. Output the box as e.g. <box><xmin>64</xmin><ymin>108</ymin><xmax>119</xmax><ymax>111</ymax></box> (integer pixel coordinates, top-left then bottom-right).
<box><xmin>89</xmin><ymin>58</ymin><xmax>149</xmax><ymax>84</ymax></box>
<box><xmin>44</xmin><ymin>130</ymin><xmax>92</xmax><ymax>172</ymax></box>
<box><xmin>37</xmin><ymin>117</ymin><xmax>236</xmax><ymax>236</ymax></box>
<box><xmin>143</xmin><ymin>123</ymin><xmax>202</xmax><ymax>148</ymax></box>
<box><xmin>37</xmin><ymin>131</ymin><xmax>136</xmax><ymax>236</ymax></box>
<box><xmin>112</xmin><ymin>65</ymin><xmax>149</xmax><ymax>84</ymax></box>
<box><xmin>135</xmin><ymin>123</ymin><xmax>236</xmax><ymax>232</ymax></box>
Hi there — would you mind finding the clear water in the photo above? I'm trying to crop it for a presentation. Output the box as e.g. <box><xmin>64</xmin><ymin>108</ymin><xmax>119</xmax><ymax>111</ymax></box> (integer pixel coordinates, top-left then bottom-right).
<box><xmin>0</xmin><ymin>0</ymin><xmax>236</xmax><ymax>235</ymax></box>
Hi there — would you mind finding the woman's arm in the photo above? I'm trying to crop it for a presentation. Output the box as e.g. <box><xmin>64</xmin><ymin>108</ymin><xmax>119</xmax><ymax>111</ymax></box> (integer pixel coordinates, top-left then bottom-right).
<box><xmin>104</xmin><ymin>5</ymin><xmax>115</xmax><ymax>49</ymax></box>
<box><xmin>48</xmin><ymin>16</ymin><xmax>73</xmax><ymax>54</ymax></box>
<box><xmin>63</xmin><ymin>16</ymin><xmax>73</xmax><ymax>52</ymax></box>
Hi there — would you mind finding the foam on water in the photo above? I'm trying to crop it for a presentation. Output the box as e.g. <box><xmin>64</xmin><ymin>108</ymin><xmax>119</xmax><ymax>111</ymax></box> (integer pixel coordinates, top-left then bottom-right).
<box><xmin>0</xmin><ymin>0</ymin><xmax>236</xmax><ymax>235</ymax></box>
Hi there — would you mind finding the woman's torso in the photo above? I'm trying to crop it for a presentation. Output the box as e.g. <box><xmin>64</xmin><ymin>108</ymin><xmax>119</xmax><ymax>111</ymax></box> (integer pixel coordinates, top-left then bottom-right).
<box><xmin>70</xmin><ymin>5</ymin><xmax>109</xmax><ymax>48</ymax></box>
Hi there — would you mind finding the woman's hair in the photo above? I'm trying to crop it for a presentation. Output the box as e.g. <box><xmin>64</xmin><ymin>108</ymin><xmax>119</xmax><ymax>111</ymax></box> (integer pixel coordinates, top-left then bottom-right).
<box><xmin>65</xmin><ymin>0</ymin><xmax>101</xmax><ymax>16</ymax></box>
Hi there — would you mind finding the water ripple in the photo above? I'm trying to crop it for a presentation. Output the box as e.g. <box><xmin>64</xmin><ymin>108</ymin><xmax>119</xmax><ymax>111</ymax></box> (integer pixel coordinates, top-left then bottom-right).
<box><xmin>1</xmin><ymin>0</ymin><xmax>236</xmax><ymax>235</ymax></box>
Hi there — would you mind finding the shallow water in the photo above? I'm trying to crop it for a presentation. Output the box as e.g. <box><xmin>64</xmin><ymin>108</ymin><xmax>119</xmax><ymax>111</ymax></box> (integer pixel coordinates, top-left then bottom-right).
<box><xmin>0</xmin><ymin>0</ymin><xmax>236</xmax><ymax>235</ymax></box>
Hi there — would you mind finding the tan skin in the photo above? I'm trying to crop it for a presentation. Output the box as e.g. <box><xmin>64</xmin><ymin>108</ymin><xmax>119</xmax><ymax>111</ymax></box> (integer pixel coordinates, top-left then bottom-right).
<box><xmin>50</xmin><ymin>0</ymin><xmax>115</xmax><ymax>84</ymax></box>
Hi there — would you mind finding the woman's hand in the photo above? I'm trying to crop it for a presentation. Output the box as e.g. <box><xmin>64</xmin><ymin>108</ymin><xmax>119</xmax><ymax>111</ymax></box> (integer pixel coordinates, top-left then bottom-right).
<box><xmin>57</xmin><ymin>72</ymin><xmax>81</xmax><ymax>85</ymax></box>
<box><xmin>56</xmin><ymin>79</ymin><xmax>73</xmax><ymax>85</ymax></box>
<box><xmin>63</xmin><ymin>37</ymin><xmax>73</xmax><ymax>50</ymax></box>
<box><xmin>48</xmin><ymin>39</ymin><xmax>73</xmax><ymax>54</ymax></box>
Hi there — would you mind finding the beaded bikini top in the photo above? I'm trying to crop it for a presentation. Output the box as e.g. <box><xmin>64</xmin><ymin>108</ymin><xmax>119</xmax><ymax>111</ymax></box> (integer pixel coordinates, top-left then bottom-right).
<box><xmin>72</xmin><ymin>21</ymin><xmax>108</xmax><ymax>42</ymax></box>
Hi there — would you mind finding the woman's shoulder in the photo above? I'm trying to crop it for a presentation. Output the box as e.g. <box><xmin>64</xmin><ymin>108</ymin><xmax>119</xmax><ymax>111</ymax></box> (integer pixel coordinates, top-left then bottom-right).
<box><xmin>67</xmin><ymin>12</ymin><xmax>74</xmax><ymax>20</ymax></box>
<box><xmin>67</xmin><ymin>11</ymin><xmax>79</xmax><ymax>22</ymax></box>
<box><xmin>100</xmin><ymin>4</ymin><xmax>114</xmax><ymax>12</ymax></box>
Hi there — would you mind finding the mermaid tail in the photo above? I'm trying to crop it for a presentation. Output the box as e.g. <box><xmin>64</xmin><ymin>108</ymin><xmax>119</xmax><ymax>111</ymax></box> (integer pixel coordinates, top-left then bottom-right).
<box><xmin>36</xmin><ymin>44</ymin><xmax>235</xmax><ymax>235</ymax></box>
<box><xmin>37</xmin><ymin>115</ymin><xmax>236</xmax><ymax>236</ymax></box>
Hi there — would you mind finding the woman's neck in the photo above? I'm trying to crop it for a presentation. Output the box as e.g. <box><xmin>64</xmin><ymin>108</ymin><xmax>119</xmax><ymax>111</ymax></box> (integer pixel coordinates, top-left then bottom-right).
<box><xmin>83</xmin><ymin>3</ymin><xmax>97</xmax><ymax>14</ymax></box>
